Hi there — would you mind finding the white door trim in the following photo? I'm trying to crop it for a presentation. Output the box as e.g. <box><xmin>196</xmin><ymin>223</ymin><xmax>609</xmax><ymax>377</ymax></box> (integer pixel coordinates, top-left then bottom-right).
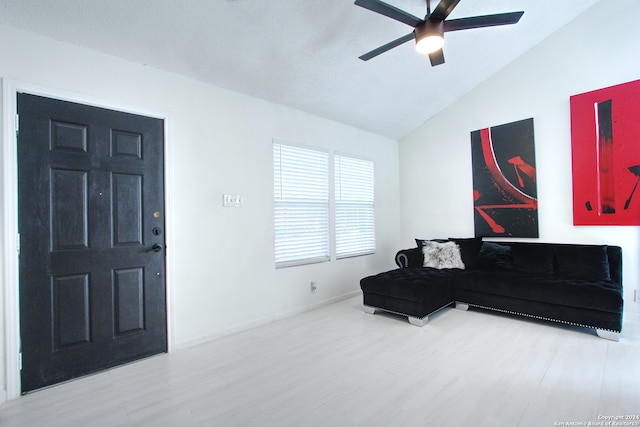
<box><xmin>1</xmin><ymin>78</ymin><xmax>175</xmax><ymax>400</ymax></box>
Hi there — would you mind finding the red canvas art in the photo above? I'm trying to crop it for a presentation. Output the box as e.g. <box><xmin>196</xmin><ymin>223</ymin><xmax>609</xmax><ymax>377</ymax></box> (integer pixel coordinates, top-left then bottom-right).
<box><xmin>570</xmin><ymin>79</ymin><xmax>640</xmax><ymax>225</ymax></box>
<box><xmin>471</xmin><ymin>118</ymin><xmax>539</xmax><ymax>237</ymax></box>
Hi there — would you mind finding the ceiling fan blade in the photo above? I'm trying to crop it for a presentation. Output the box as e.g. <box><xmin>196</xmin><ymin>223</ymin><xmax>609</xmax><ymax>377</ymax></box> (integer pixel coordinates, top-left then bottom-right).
<box><xmin>359</xmin><ymin>33</ymin><xmax>415</xmax><ymax>61</ymax></box>
<box><xmin>444</xmin><ymin>11</ymin><xmax>524</xmax><ymax>32</ymax></box>
<box><xmin>428</xmin><ymin>49</ymin><xmax>445</xmax><ymax>66</ymax></box>
<box><xmin>354</xmin><ymin>0</ymin><xmax>422</xmax><ymax>27</ymax></box>
<box><xmin>429</xmin><ymin>0</ymin><xmax>461</xmax><ymax>21</ymax></box>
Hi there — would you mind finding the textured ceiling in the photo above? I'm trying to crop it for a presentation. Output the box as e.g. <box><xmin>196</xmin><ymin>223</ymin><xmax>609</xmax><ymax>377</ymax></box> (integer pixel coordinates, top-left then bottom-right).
<box><xmin>0</xmin><ymin>0</ymin><xmax>600</xmax><ymax>139</ymax></box>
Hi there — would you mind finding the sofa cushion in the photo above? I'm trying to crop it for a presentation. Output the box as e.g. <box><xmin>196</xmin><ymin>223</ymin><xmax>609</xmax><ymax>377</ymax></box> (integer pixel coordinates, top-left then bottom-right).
<box><xmin>606</xmin><ymin>246</ymin><xmax>623</xmax><ymax>286</ymax></box>
<box><xmin>449</xmin><ymin>237</ymin><xmax>483</xmax><ymax>268</ymax></box>
<box><xmin>476</xmin><ymin>242</ymin><xmax>513</xmax><ymax>270</ymax></box>
<box><xmin>360</xmin><ymin>268</ymin><xmax>457</xmax><ymax>303</ymax></box>
<box><xmin>453</xmin><ymin>270</ymin><xmax>623</xmax><ymax>313</ymax></box>
<box><xmin>512</xmin><ymin>243</ymin><xmax>554</xmax><ymax>274</ymax></box>
<box><xmin>415</xmin><ymin>238</ymin><xmax>447</xmax><ymax>247</ymax></box>
<box><xmin>423</xmin><ymin>241</ymin><xmax>465</xmax><ymax>269</ymax></box>
<box><xmin>554</xmin><ymin>245</ymin><xmax>610</xmax><ymax>281</ymax></box>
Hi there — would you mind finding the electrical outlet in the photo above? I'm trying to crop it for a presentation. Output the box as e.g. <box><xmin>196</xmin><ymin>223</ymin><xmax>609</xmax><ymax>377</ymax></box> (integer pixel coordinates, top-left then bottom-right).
<box><xmin>310</xmin><ymin>281</ymin><xmax>317</xmax><ymax>294</ymax></box>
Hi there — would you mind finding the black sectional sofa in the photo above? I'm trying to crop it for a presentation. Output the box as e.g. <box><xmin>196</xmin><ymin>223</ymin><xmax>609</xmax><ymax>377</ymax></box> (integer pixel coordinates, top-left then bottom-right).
<box><xmin>360</xmin><ymin>239</ymin><xmax>623</xmax><ymax>341</ymax></box>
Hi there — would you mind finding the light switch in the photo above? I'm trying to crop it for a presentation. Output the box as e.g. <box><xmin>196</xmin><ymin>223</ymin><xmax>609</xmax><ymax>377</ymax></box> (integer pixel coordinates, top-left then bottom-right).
<box><xmin>223</xmin><ymin>194</ymin><xmax>243</xmax><ymax>207</ymax></box>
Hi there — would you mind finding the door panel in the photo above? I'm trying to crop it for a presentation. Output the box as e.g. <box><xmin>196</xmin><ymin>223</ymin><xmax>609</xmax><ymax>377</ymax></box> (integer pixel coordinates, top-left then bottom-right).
<box><xmin>113</xmin><ymin>173</ymin><xmax>143</xmax><ymax>245</ymax></box>
<box><xmin>18</xmin><ymin>93</ymin><xmax>167</xmax><ymax>393</ymax></box>
<box><xmin>51</xmin><ymin>168</ymin><xmax>89</xmax><ymax>249</ymax></box>
<box><xmin>114</xmin><ymin>268</ymin><xmax>145</xmax><ymax>335</ymax></box>
<box><xmin>52</xmin><ymin>273</ymin><xmax>91</xmax><ymax>348</ymax></box>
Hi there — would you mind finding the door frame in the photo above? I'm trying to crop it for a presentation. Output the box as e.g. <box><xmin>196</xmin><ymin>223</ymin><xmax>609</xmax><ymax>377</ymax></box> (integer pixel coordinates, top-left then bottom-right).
<box><xmin>2</xmin><ymin>78</ymin><xmax>175</xmax><ymax>400</ymax></box>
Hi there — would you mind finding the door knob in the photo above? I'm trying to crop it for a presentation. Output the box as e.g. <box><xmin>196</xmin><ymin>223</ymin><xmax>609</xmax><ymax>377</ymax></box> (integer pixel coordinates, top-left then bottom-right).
<box><xmin>147</xmin><ymin>243</ymin><xmax>162</xmax><ymax>253</ymax></box>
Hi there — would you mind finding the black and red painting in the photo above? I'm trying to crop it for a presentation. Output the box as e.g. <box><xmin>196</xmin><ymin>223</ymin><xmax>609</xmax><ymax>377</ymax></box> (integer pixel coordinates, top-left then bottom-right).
<box><xmin>570</xmin><ymin>79</ymin><xmax>640</xmax><ymax>225</ymax></box>
<box><xmin>471</xmin><ymin>118</ymin><xmax>538</xmax><ymax>237</ymax></box>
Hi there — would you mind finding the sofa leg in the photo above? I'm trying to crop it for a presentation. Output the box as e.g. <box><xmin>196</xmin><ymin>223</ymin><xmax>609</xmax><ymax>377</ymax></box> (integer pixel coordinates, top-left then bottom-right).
<box><xmin>455</xmin><ymin>302</ymin><xmax>469</xmax><ymax>311</ymax></box>
<box><xmin>408</xmin><ymin>316</ymin><xmax>429</xmax><ymax>327</ymax></box>
<box><xmin>363</xmin><ymin>305</ymin><xmax>376</xmax><ymax>315</ymax></box>
<box><xmin>596</xmin><ymin>329</ymin><xmax>620</xmax><ymax>341</ymax></box>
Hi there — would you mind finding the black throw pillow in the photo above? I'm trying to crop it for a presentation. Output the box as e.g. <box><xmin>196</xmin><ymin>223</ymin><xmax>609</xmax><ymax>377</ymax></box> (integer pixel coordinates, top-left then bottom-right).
<box><xmin>476</xmin><ymin>242</ymin><xmax>513</xmax><ymax>270</ymax></box>
<box><xmin>448</xmin><ymin>237</ymin><xmax>483</xmax><ymax>268</ymax></box>
<box><xmin>415</xmin><ymin>238</ymin><xmax>448</xmax><ymax>247</ymax></box>
<box><xmin>554</xmin><ymin>245</ymin><xmax>610</xmax><ymax>281</ymax></box>
<box><xmin>512</xmin><ymin>243</ymin><xmax>554</xmax><ymax>274</ymax></box>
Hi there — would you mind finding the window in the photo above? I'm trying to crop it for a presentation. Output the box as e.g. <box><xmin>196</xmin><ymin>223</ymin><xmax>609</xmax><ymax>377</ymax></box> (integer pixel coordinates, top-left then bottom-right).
<box><xmin>273</xmin><ymin>142</ymin><xmax>329</xmax><ymax>268</ymax></box>
<box><xmin>273</xmin><ymin>143</ymin><xmax>375</xmax><ymax>267</ymax></box>
<box><xmin>335</xmin><ymin>154</ymin><xmax>375</xmax><ymax>258</ymax></box>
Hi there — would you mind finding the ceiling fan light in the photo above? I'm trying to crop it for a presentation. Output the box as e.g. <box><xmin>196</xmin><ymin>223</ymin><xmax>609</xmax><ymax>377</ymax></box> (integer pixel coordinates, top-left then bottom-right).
<box><xmin>415</xmin><ymin>19</ymin><xmax>444</xmax><ymax>54</ymax></box>
<box><xmin>415</xmin><ymin>35</ymin><xmax>444</xmax><ymax>54</ymax></box>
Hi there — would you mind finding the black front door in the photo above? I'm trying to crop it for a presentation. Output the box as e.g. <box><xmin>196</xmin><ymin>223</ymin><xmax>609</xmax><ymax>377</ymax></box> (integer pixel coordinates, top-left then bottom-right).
<box><xmin>17</xmin><ymin>93</ymin><xmax>167</xmax><ymax>393</ymax></box>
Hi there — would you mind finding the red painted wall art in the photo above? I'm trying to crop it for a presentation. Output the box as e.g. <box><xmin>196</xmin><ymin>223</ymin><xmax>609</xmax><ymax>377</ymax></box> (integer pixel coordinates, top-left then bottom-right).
<box><xmin>570</xmin><ymin>79</ymin><xmax>640</xmax><ymax>225</ymax></box>
<box><xmin>471</xmin><ymin>118</ymin><xmax>539</xmax><ymax>238</ymax></box>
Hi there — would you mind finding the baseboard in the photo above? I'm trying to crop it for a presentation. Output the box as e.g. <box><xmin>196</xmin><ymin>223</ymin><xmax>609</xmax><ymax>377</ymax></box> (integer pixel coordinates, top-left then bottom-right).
<box><xmin>174</xmin><ymin>291</ymin><xmax>360</xmax><ymax>350</ymax></box>
<box><xmin>273</xmin><ymin>290</ymin><xmax>360</xmax><ymax>321</ymax></box>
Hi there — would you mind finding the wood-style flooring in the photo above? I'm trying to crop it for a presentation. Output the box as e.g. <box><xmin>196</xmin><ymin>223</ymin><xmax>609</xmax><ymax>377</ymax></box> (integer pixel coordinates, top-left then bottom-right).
<box><xmin>1</xmin><ymin>296</ymin><xmax>639</xmax><ymax>426</ymax></box>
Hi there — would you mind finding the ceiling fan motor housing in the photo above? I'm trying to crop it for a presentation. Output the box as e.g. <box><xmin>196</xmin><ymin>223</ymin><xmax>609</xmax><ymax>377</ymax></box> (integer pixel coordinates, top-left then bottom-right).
<box><xmin>414</xmin><ymin>19</ymin><xmax>444</xmax><ymax>53</ymax></box>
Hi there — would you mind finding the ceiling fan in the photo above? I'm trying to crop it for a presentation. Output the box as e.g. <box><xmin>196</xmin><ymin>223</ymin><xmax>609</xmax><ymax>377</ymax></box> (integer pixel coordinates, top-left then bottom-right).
<box><xmin>355</xmin><ymin>0</ymin><xmax>524</xmax><ymax>66</ymax></box>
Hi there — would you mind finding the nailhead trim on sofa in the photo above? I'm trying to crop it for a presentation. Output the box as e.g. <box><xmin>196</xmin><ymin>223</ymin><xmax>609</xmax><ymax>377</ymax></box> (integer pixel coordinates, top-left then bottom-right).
<box><xmin>460</xmin><ymin>302</ymin><xmax>620</xmax><ymax>333</ymax></box>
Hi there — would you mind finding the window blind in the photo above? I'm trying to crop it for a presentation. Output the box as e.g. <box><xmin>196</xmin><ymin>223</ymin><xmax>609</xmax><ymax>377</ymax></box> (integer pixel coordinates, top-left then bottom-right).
<box><xmin>335</xmin><ymin>154</ymin><xmax>375</xmax><ymax>258</ymax></box>
<box><xmin>273</xmin><ymin>143</ymin><xmax>329</xmax><ymax>267</ymax></box>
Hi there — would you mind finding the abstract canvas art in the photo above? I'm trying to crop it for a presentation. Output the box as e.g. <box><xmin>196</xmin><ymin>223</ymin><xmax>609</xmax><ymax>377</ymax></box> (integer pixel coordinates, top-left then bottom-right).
<box><xmin>471</xmin><ymin>118</ymin><xmax>538</xmax><ymax>237</ymax></box>
<box><xmin>570</xmin><ymin>79</ymin><xmax>640</xmax><ymax>225</ymax></box>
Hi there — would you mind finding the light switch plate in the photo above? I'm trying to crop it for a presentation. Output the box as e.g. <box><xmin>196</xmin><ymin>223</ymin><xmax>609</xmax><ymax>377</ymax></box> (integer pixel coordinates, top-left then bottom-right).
<box><xmin>223</xmin><ymin>194</ymin><xmax>243</xmax><ymax>207</ymax></box>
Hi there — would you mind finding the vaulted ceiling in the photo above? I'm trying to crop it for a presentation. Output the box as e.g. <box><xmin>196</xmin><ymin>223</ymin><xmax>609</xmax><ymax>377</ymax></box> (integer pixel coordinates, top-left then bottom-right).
<box><xmin>0</xmin><ymin>0</ymin><xmax>600</xmax><ymax>139</ymax></box>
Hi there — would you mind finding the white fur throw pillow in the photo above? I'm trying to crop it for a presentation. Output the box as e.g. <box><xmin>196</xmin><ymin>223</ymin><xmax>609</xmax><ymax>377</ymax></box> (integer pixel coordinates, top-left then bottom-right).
<box><xmin>422</xmin><ymin>241</ymin><xmax>465</xmax><ymax>269</ymax></box>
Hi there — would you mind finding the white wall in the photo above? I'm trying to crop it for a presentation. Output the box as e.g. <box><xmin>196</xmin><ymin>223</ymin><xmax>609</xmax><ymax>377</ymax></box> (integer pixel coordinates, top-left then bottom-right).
<box><xmin>400</xmin><ymin>0</ymin><xmax>640</xmax><ymax>311</ymax></box>
<box><xmin>0</xmin><ymin>25</ymin><xmax>401</xmax><ymax>399</ymax></box>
